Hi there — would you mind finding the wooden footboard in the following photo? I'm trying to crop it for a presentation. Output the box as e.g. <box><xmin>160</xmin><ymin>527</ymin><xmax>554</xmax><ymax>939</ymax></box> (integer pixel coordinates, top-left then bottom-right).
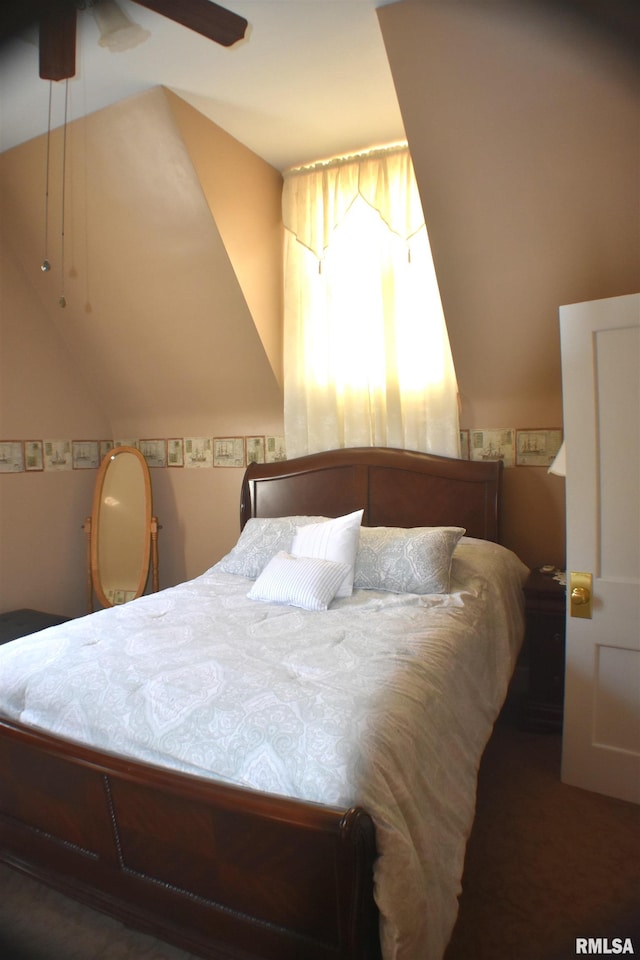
<box><xmin>0</xmin><ymin>719</ymin><xmax>380</xmax><ymax>960</ymax></box>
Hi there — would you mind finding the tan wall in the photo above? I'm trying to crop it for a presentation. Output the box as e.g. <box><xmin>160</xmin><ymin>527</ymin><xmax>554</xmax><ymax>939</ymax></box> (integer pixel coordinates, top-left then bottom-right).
<box><xmin>379</xmin><ymin>0</ymin><xmax>639</xmax><ymax>568</ymax></box>
<box><xmin>0</xmin><ymin>89</ymin><xmax>284</xmax><ymax>617</ymax></box>
<box><xmin>0</xmin><ymin>235</ymin><xmax>110</xmax><ymax>615</ymax></box>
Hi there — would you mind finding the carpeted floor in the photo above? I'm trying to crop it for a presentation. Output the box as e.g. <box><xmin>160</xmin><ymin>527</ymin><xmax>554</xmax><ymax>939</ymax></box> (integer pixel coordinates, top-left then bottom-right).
<box><xmin>1</xmin><ymin>721</ymin><xmax>638</xmax><ymax>960</ymax></box>
<box><xmin>444</xmin><ymin>723</ymin><xmax>640</xmax><ymax>960</ymax></box>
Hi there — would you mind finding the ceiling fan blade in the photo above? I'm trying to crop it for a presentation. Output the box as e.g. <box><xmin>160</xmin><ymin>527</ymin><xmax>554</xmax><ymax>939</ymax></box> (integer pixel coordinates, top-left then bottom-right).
<box><xmin>130</xmin><ymin>0</ymin><xmax>247</xmax><ymax>47</ymax></box>
<box><xmin>39</xmin><ymin>0</ymin><xmax>76</xmax><ymax>80</ymax></box>
<box><xmin>0</xmin><ymin>2</ymin><xmax>42</xmax><ymax>46</ymax></box>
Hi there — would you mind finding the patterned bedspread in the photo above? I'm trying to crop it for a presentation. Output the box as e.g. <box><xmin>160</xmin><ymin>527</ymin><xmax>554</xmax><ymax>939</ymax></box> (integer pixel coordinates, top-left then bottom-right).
<box><xmin>0</xmin><ymin>537</ymin><xmax>527</xmax><ymax>960</ymax></box>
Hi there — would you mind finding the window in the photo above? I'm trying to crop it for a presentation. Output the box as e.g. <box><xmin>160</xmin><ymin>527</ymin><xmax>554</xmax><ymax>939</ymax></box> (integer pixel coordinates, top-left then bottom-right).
<box><xmin>282</xmin><ymin>145</ymin><xmax>459</xmax><ymax>458</ymax></box>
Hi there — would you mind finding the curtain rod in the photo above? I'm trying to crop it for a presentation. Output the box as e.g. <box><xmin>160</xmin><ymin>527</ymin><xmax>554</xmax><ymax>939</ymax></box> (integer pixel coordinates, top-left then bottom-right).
<box><xmin>286</xmin><ymin>141</ymin><xmax>409</xmax><ymax>177</ymax></box>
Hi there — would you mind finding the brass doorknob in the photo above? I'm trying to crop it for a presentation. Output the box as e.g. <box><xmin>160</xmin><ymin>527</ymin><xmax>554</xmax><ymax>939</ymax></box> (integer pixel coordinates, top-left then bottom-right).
<box><xmin>571</xmin><ymin>586</ymin><xmax>590</xmax><ymax>605</ymax></box>
<box><xmin>569</xmin><ymin>571</ymin><xmax>593</xmax><ymax>619</ymax></box>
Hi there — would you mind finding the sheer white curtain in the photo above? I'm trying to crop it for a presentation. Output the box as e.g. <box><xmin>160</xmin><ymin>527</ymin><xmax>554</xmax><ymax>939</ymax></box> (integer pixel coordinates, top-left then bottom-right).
<box><xmin>282</xmin><ymin>146</ymin><xmax>460</xmax><ymax>459</ymax></box>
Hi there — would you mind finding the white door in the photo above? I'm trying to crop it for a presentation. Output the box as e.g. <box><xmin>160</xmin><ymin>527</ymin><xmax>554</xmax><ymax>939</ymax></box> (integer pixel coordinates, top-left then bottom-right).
<box><xmin>560</xmin><ymin>293</ymin><xmax>640</xmax><ymax>804</ymax></box>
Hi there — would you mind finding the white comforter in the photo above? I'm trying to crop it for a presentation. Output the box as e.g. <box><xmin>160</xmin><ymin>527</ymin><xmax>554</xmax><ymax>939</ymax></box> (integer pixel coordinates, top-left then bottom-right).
<box><xmin>0</xmin><ymin>537</ymin><xmax>527</xmax><ymax>960</ymax></box>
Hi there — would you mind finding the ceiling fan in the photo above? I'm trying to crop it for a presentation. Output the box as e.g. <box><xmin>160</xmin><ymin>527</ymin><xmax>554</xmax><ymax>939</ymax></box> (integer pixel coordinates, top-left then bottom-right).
<box><xmin>26</xmin><ymin>0</ymin><xmax>248</xmax><ymax>81</ymax></box>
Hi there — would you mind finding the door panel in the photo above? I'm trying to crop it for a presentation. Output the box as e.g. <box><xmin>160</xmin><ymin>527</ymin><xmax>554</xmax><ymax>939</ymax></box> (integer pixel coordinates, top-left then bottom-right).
<box><xmin>560</xmin><ymin>293</ymin><xmax>640</xmax><ymax>804</ymax></box>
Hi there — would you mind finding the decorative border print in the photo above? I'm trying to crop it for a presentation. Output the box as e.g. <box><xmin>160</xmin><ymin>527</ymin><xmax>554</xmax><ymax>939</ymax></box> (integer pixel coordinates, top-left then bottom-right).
<box><xmin>185</xmin><ymin>437</ymin><xmax>213</xmax><ymax>468</ymax></box>
<box><xmin>44</xmin><ymin>440</ymin><xmax>72</xmax><ymax>471</ymax></box>
<box><xmin>516</xmin><ymin>429</ymin><xmax>563</xmax><ymax>467</ymax></box>
<box><xmin>265</xmin><ymin>436</ymin><xmax>286</xmax><ymax>463</ymax></box>
<box><xmin>246</xmin><ymin>436</ymin><xmax>265</xmax><ymax>465</ymax></box>
<box><xmin>214</xmin><ymin>437</ymin><xmax>245</xmax><ymax>468</ymax></box>
<box><xmin>1</xmin><ymin>434</ymin><xmax>285</xmax><ymax>472</ymax></box>
<box><xmin>0</xmin><ymin>441</ymin><xmax>25</xmax><ymax>473</ymax></box>
<box><xmin>470</xmin><ymin>428</ymin><xmax>516</xmax><ymax>468</ymax></box>
<box><xmin>140</xmin><ymin>439</ymin><xmax>167</xmax><ymax>469</ymax></box>
<box><xmin>99</xmin><ymin>440</ymin><xmax>114</xmax><ymax>461</ymax></box>
<box><xmin>167</xmin><ymin>439</ymin><xmax>184</xmax><ymax>467</ymax></box>
<box><xmin>72</xmin><ymin>441</ymin><xmax>100</xmax><ymax>469</ymax></box>
<box><xmin>24</xmin><ymin>441</ymin><xmax>44</xmax><ymax>471</ymax></box>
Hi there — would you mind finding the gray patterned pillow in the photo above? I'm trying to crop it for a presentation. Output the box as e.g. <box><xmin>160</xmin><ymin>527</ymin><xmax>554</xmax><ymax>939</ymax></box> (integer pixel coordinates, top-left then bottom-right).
<box><xmin>354</xmin><ymin>526</ymin><xmax>465</xmax><ymax>594</ymax></box>
<box><xmin>218</xmin><ymin>516</ymin><xmax>327</xmax><ymax>579</ymax></box>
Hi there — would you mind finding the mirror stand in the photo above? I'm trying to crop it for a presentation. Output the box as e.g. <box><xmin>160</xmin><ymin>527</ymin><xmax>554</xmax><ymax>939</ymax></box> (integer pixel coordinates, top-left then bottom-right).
<box><xmin>82</xmin><ymin>446</ymin><xmax>160</xmax><ymax>613</ymax></box>
<box><xmin>83</xmin><ymin>515</ymin><xmax>159</xmax><ymax>613</ymax></box>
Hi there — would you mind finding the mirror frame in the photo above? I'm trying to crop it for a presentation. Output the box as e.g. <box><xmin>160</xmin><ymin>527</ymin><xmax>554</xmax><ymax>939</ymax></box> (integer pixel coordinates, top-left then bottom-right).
<box><xmin>87</xmin><ymin>446</ymin><xmax>157</xmax><ymax>610</ymax></box>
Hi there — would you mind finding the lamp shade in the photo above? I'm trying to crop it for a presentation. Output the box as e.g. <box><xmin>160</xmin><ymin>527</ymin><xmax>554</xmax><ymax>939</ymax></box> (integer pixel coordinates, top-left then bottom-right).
<box><xmin>93</xmin><ymin>1</ymin><xmax>150</xmax><ymax>53</ymax></box>
<box><xmin>548</xmin><ymin>441</ymin><xmax>566</xmax><ymax>477</ymax></box>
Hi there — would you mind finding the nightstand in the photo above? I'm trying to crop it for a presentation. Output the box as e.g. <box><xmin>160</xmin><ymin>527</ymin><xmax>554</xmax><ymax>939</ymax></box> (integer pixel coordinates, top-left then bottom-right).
<box><xmin>521</xmin><ymin>569</ymin><xmax>566</xmax><ymax>733</ymax></box>
<box><xmin>0</xmin><ymin>609</ymin><xmax>70</xmax><ymax>645</ymax></box>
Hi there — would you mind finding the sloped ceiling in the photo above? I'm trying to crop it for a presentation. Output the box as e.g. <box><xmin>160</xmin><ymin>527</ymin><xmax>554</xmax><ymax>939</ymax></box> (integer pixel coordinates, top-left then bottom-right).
<box><xmin>378</xmin><ymin>0</ymin><xmax>640</xmax><ymax>420</ymax></box>
<box><xmin>0</xmin><ymin>0</ymin><xmax>407</xmax><ymax>171</ymax></box>
<box><xmin>0</xmin><ymin>87</ymin><xmax>284</xmax><ymax>438</ymax></box>
<box><xmin>1</xmin><ymin>2</ymin><xmax>634</xmax><ymax>173</ymax></box>
<box><xmin>165</xmin><ymin>89</ymin><xmax>283</xmax><ymax>388</ymax></box>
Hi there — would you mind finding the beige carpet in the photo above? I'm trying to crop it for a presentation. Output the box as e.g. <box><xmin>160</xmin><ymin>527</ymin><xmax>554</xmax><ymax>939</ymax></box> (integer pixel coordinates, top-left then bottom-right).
<box><xmin>445</xmin><ymin>723</ymin><xmax>640</xmax><ymax>960</ymax></box>
<box><xmin>1</xmin><ymin>722</ymin><xmax>638</xmax><ymax>960</ymax></box>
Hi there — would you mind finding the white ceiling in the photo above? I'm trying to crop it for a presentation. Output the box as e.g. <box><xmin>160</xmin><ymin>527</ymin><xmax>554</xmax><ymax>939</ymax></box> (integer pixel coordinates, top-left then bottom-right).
<box><xmin>0</xmin><ymin>0</ymin><xmax>406</xmax><ymax>171</ymax></box>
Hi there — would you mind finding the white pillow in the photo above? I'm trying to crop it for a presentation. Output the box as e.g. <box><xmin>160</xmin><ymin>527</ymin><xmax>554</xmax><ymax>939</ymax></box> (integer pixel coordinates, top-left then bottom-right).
<box><xmin>354</xmin><ymin>525</ymin><xmax>466</xmax><ymax>594</ymax></box>
<box><xmin>218</xmin><ymin>516</ymin><xmax>327</xmax><ymax>579</ymax></box>
<box><xmin>291</xmin><ymin>509</ymin><xmax>364</xmax><ymax>597</ymax></box>
<box><xmin>247</xmin><ymin>552</ymin><xmax>350</xmax><ymax>611</ymax></box>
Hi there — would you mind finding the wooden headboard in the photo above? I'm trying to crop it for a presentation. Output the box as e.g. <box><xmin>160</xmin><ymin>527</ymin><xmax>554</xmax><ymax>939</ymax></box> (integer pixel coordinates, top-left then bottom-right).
<box><xmin>241</xmin><ymin>447</ymin><xmax>503</xmax><ymax>542</ymax></box>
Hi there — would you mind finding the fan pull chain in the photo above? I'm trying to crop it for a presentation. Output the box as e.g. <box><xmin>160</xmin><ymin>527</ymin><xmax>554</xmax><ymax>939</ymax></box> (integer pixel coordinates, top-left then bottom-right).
<box><xmin>41</xmin><ymin>82</ymin><xmax>53</xmax><ymax>273</ymax></box>
<box><xmin>59</xmin><ymin>78</ymin><xmax>69</xmax><ymax>308</ymax></box>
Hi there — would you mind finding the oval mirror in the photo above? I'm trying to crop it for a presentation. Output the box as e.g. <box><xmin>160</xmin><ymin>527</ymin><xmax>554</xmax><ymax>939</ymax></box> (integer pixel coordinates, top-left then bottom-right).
<box><xmin>87</xmin><ymin>447</ymin><xmax>158</xmax><ymax>609</ymax></box>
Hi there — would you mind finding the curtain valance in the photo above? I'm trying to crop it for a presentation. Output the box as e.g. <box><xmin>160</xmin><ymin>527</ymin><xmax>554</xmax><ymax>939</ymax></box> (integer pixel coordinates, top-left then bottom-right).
<box><xmin>283</xmin><ymin>146</ymin><xmax>425</xmax><ymax>260</ymax></box>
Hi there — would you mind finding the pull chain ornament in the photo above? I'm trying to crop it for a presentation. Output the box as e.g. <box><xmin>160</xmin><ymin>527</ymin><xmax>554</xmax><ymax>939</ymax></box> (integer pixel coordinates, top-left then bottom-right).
<box><xmin>41</xmin><ymin>82</ymin><xmax>53</xmax><ymax>275</ymax></box>
<box><xmin>58</xmin><ymin>79</ymin><xmax>69</xmax><ymax>308</ymax></box>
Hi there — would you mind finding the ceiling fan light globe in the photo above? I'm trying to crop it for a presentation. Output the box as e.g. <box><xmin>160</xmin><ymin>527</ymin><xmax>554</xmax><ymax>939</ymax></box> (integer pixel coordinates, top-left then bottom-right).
<box><xmin>93</xmin><ymin>1</ymin><xmax>151</xmax><ymax>53</ymax></box>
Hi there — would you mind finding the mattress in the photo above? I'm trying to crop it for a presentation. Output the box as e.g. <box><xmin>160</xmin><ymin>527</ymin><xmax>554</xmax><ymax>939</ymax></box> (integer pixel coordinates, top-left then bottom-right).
<box><xmin>0</xmin><ymin>536</ymin><xmax>527</xmax><ymax>960</ymax></box>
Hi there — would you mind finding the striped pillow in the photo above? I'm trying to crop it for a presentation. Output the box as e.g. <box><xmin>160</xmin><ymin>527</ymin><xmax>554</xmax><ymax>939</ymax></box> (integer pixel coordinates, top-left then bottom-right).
<box><xmin>247</xmin><ymin>552</ymin><xmax>350</xmax><ymax>611</ymax></box>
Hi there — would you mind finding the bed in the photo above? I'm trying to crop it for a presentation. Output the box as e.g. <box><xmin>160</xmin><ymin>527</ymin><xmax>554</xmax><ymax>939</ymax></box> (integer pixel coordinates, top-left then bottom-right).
<box><xmin>0</xmin><ymin>446</ymin><xmax>527</xmax><ymax>960</ymax></box>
